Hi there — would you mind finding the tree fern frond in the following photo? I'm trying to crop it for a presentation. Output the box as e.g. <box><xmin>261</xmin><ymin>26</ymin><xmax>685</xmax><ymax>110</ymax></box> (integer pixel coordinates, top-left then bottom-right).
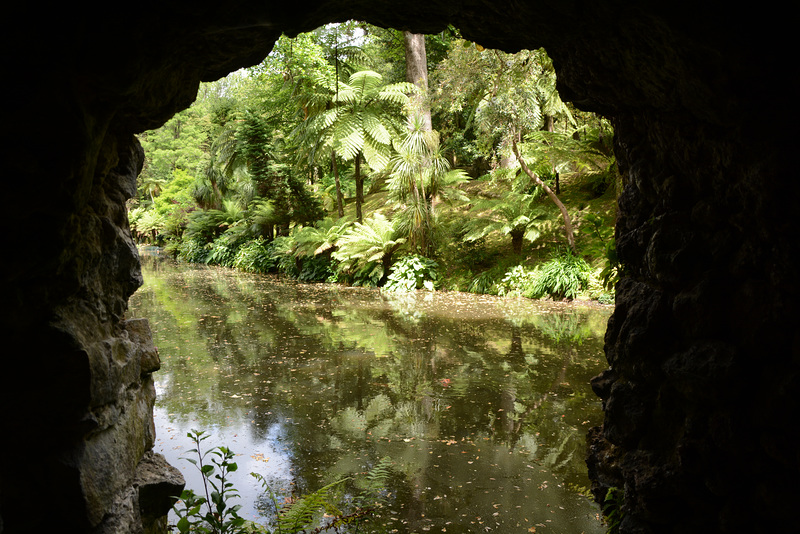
<box><xmin>348</xmin><ymin>70</ymin><xmax>384</xmax><ymax>96</ymax></box>
<box><xmin>336</xmin><ymin>120</ymin><xmax>365</xmax><ymax>161</ymax></box>
<box><xmin>363</xmin><ymin>113</ymin><xmax>392</xmax><ymax>145</ymax></box>
<box><xmin>361</xmin><ymin>135</ymin><xmax>391</xmax><ymax>171</ymax></box>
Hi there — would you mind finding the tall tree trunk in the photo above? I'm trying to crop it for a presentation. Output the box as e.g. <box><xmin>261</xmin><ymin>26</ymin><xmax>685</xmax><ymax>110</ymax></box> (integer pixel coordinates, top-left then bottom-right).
<box><xmin>355</xmin><ymin>153</ymin><xmax>363</xmax><ymax>224</ymax></box>
<box><xmin>403</xmin><ymin>31</ymin><xmax>431</xmax><ymax>132</ymax></box>
<box><xmin>332</xmin><ymin>148</ymin><xmax>344</xmax><ymax>218</ymax></box>
<box><xmin>543</xmin><ymin>114</ymin><xmax>555</xmax><ymax>132</ymax></box>
<box><xmin>512</xmin><ymin>139</ymin><xmax>576</xmax><ymax>253</ymax></box>
<box><xmin>511</xmin><ymin>229</ymin><xmax>524</xmax><ymax>255</ymax></box>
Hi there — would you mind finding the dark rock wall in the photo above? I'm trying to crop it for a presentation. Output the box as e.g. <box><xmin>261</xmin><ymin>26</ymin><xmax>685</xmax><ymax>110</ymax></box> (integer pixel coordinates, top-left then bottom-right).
<box><xmin>0</xmin><ymin>2</ymin><xmax>794</xmax><ymax>533</ymax></box>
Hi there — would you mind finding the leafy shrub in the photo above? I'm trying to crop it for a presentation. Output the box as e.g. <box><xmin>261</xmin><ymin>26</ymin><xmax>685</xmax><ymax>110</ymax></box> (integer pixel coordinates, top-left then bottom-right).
<box><xmin>497</xmin><ymin>265</ymin><xmax>538</xmax><ymax>298</ymax></box>
<box><xmin>603</xmin><ymin>486</ymin><xmax>625</xmax><ymax>534</ymax></box>
<box><xmin>174</xmin><ymin>430</ymin><xmax>246</xmax><ymax>534</ymax></box>
<box><xmin>597</xmin><ymin>291</ymin><xmax>615</xmax><ymax>305</ymax></box>
<box><xmin>468</xmin><ymin>269</ymin><xmax>500</xmax><ymax>295</ymax></box>
<box><xmin>268</xmin><ymin>236</ymin><xmax>299</xmax><ymax>278</ymax></box>
<box><xmin>177</xmin><ymin>238</ymin><xmax>209</xmax><ymax>264</ymax></box>
<box><xmin>332</xmin><ymin>214</ymin><xmax>405</xmax><ymax>287</ymax></box>
<box><xmin>185</xmin><ymin>209</ymin><xmax>228</xmax><ymax>243</ymax></box>
<box><xmin>297</xmin><ymin>254</ymin><xmax>336</xmax><ymax>283</ymax></box>
<box><xmin>383</xmin><ymin>255</ymin><xmax>439</xmax><ymax>292</ymax></box>
<box><xmin>232</xmin><ymin>238</ymin><xmax>275</xmax><ymax>274</ymax></box>
<box><xmin>529</xmin><ymin>250</ymin><xmax>591</xmax><ymax>300</ymax></box>
<box><xmin>205</xmin><ymin>236</ymin><xmax>240</xmax><ymax>267</ymax></box>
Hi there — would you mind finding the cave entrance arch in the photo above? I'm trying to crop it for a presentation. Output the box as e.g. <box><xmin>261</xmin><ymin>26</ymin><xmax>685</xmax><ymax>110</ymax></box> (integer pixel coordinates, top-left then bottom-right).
<box><xmin>2</xmin><ymin>4</ymin><xmax>793</xmax><ymax>533</ymax></box>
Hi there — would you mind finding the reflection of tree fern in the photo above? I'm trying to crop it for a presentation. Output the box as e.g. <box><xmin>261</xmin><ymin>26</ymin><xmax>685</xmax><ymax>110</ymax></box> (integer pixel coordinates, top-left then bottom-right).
<box><xmin>278</xmin><ymin>480</ymin><xmax>346</xmax><ymax>533</ymax></box>
<box><xmin>253</xmin><ymin>473</ymin><xmax>347</xmax><ymax>534</ymax></box>
<box><xmin>545</xmin><ymin>433</ymin><xmax>576</xmax><ymax>472</ymax></box>
<box><xmin>354</xmin><ymin>456</ymin><xmax>393</xmax><ymax>508</ymax></box>
<box><xmin>251</xmin><ymin>458</ymin><xmax>394</xmax><ymax>534</ymax></box>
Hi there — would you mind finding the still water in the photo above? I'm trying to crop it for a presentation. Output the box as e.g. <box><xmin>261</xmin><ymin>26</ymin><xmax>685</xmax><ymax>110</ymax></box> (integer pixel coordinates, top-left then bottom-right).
<box><xmin>128</xmin><ymin>251</ymin><xmax>611</xmax><ymax>533</ymax></box>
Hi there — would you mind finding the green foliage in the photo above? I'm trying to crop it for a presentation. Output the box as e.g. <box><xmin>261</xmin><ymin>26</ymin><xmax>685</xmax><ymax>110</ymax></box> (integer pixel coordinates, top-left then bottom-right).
<box><xmin>603</xmin><ymin>486</ymin><xmax>625</xmax><ymax>534</ymax></box>
<box><xmin>383</xmin><ymin>254</ymin><xmax>439</xmax><ymax>292</ymax></box>
<box><xmin>296</xmin><ymin>68</ymin><xmax>417</xmax><ymax>221</ymax></box>
<box><xmin>177</xmin><ymin>237</ymin><xmax>209</xmax><ymax>263</ymax></box>
<box><xmin>600</xmin><ymin>239</ymin><xmax>622</xmax><ymax>291</ymax></box>
<box><xmin>463</xmin><ymin>190</ymin><xmax>550</xmax><ymax>254</ymax></box>
<box><xmin>129</xmin><ymin>208</ymin><xmax>166</xmax><ymax>243</ymax></box>
<box><xmin>137</xmin><ymin>105</ymin><xmax>207</xmax><ymax>189</ymax></box>
<box><xmin>173</xmin><ymin>429</ymin><xmax>390</xmax><ymax>534</ymax></box>
<box><xmin>268</xmin><ymin>236</ymin><xmax>300</xmax><ymax>278</ymax></box>
<box><xmin>524</xmin><ymin>123</ymin><xmax>617</xmax><ymax>198</ymax></box>
<box><xmin>584</xmin><ymin>212</ymin><xmax>622</xmax><ymax>291</ymax></box>
<box><xmin>497</xmin><ymin>265</ymin><xmax>538</xmax><ymax>298</ymax></box>
<box><xmin>467</xmin><ymin>268</ymin><xmax>502</xmax><ymax>295</ymax></box>
<box><xmin>292</xmin><ymin>216</ymin><xmax>352</xmax><ymax>258</ymax></box>
<box><xmin>387</xmin><ymin>116</ymin><xmax>470</xmax><ymax>256</ymax></box>
<box><xmin>530</xmin><ymin>250</ymin><xmax>592</xmax><ymax>300</ymax></box>
<box><xmin>185</xmin><ymin>207</ymin><xmax>236</xmax><ymax>244</ymax></box>
<box><xmin>130</xmin><ymin>29</ymin><xmax>618</xmax><ymax>301</ymax></box>
<box><xmin>332</xmin><ymin>213</ymin><xmax>406</xmax><ymax>286</ymax></box>
<box><xmin>232</xmin><ymin>238</ymin><xmax>275</xmax><ymax>273</ymax></box>
<box><xmin>206</xmin><ymin>232</ymin><xmax>244</xmax><ymax>268</ymax></box>
<box><xmin>174</xmin><ymin>430</ymin><xmax>247</xmax><ymax>534</ymax></box>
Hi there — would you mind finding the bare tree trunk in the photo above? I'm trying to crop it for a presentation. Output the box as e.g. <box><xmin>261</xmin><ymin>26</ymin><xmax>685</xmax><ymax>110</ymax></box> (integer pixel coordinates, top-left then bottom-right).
<box><xmin>403</xmin><ymin>31</ymin><xmax>431</xmax><ymax>131</ymax></box>
<box><xmin>512</xmin><ymin>139</ymin><xmax>576</xmax><ymax>253</ymax></box>
<box><xmin>332</xmin><ymin>149</ymin><xmax>344</xmax><ymax>218</ymax></box>
<box><xmin>543</xmin><ymin>114</ymin><xmax>554</xmax><ymax>132</ymax></box>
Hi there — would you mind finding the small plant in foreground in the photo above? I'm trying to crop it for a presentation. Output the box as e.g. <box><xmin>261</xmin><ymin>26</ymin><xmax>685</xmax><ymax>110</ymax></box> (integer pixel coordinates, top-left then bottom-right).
<box><xmin>173</xmin><ymin>430</ymin><xmax>391</xmax><ymax>534</ymax></box>
<box><xmin>602</xmin><ymin>486</ymin><xmax>624</xmax><ymax>534</ymax></box>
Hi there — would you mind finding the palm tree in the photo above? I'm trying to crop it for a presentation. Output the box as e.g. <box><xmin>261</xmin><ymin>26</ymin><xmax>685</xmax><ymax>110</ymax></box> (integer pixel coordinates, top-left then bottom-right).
<box><xmin>298</xmin><ymin>70</ymin><xmax>416</xmax><ymax>223</ymax></box>
<box><xmin>388</xmin><ymin>115</ymin><xmax>469</xmax><ymax>256</ymax></box>
<box><xmin>332</xmin><ymin>213</ymin><xmax>406</xmax><ymax>286</ymax></box>
<box><xmin>463</xmin><ymin>190</ymin><xmax>550</xmax><ymax>254</ymax></box>
<box><xmin>138</xmin><ymin>175</ymin><xmax>167</xmax><ymax>205</ymax></box>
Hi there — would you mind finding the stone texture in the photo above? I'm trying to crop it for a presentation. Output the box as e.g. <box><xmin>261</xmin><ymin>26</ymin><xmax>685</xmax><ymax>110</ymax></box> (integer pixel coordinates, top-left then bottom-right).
<box><xmin>135</xmin><ymin>451</ymin><xmax>185</xmax><ymax>530</ymax></box>
<box><xmin>0</xmin><ymin>3</ymin><xmax>794</xmax><ymax>533</ymax></box>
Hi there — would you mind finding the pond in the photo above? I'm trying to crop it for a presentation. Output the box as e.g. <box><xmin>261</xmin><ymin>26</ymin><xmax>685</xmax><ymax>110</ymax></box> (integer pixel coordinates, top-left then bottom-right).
<box><xmin>127</xmin><ymin>250</ymin><xmax>611</xmax><ymax>533</ymax></box>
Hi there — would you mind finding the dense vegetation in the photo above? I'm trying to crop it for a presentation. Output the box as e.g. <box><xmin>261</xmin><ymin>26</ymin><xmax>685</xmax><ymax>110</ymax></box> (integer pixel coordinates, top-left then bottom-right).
<box><xmin>130</xmin><ymin>22</ymin><xmax>620</xmax><ymax>304</ymax></box>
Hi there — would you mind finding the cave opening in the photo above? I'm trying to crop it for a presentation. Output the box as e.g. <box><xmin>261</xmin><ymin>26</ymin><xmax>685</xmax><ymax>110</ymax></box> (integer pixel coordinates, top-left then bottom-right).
<box><xmin>1</xmin><ymin>4</ymin><xmax>795</xmax><ymax>533</ymax></box>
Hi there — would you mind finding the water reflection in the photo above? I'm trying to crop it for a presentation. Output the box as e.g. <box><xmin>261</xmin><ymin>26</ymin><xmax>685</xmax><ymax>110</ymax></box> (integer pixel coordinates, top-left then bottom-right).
<box><xmin>129</xmin><ymin>252</ymin><xmax>610</xmax><ymax>532</ymax></box>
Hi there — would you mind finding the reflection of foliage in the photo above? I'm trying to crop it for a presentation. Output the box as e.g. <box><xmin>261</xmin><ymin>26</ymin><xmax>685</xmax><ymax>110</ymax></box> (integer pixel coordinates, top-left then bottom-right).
<box><xmin>131</xmin><ymin>258</ymin><xmax>611</xmax><ymax>527</ymax></box>
<box><xmin>529</xmin><ymin>311</ymin><xmax>593</xmax><ymax>345</ymax></box>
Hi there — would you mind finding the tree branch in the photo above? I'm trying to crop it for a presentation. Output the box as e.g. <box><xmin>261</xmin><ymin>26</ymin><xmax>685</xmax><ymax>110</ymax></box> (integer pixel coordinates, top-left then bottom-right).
<box><xmin>512</xmin><ymin>138</ymin><xmax>576</xmax><ymax>253</ymax></box>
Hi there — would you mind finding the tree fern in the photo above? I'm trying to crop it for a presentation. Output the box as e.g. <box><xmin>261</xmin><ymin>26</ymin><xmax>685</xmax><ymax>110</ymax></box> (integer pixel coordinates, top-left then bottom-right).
<box><xmin>293</xmin><ymin>216</ymin><xmax>352</xmax><ymax>258</ymax></box>
<box><xmin>296</xmin><ymin>69</ymin><xmax>416</xmax><ymax>222</ymax></box>
<box><xmin>333</xmin><ymin>213</ymin><xmax>406</xmax><ymax>286</ymax></box>
<box><xmin>463</xmin><ymin>191</ymin><xmax>550</xmax><ymax>254</ymax></box>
